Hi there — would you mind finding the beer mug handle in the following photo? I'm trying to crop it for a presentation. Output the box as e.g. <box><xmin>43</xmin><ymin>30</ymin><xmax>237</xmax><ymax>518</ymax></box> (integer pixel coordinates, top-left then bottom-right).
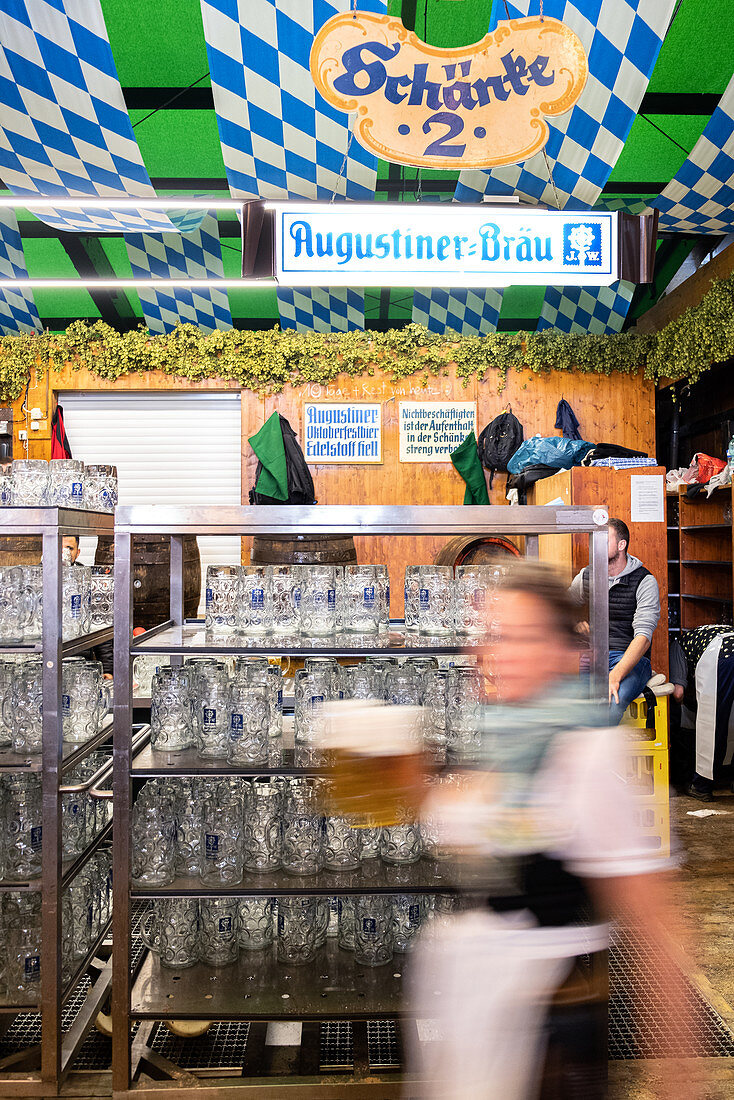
<box><xmin>100</xmin><ymin>680</ymin><xmax>112</xmax><ymax>717</ymax></box>
<box><xmin>20</xmin><ymin>585</ymin><xmax>36</xmax><ymax>631</ymax></box>
<box><xmin>140</xmin><ymin>906</ymin><xmax>160</xmax><ymax>954</ymax></box>
<box><xmin>1</xmin><ymin>691</ymin><xmax>14</xmax><ymax>728</ymax></box>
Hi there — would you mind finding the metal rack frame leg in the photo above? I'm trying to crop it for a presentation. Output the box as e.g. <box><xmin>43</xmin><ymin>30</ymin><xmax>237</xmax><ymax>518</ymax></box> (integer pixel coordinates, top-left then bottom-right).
<box><xmin>112</xmin><ymin>528</ymin><xmax>134</xmax><ymax>1093</ymax></box>
<box><xmin>589</xmin><ymin>526</ymin><xmax>610</xmax><ymax>700</ymax></box>
<box><xmin>40</xmin><ymin>529</ymin><xmax>63</xmax><ymax>1086</ymax></box>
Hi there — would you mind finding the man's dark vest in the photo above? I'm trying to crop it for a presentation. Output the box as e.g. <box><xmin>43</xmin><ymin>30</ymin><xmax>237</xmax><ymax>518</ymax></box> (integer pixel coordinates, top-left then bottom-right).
<box><xmin>582</xmin><ymin>563</ymin><xmax>651</xmax><ymax>650</ymax></box>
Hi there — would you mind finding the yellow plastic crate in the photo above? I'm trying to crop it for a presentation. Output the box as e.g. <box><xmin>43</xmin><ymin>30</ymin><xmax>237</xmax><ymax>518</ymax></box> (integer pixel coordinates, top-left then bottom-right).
<box><xmin>624</xmin><ymin>744</ymin><xmax>670</xmax><ymax>801</ymax></box>
<box><xmin>624</xmin><ymin>692</ymin><xmax>669</xmax><ymax>745</ymax></box>
<box><xmin>631</xmin><ymin>801</ymin><xmax>670</xmax><ymax>858</ymax></box>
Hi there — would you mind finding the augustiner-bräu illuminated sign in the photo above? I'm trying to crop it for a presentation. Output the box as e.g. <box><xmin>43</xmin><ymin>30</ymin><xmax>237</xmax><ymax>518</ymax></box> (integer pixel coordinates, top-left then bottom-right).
<box><xmin>269</xmin><ymin>203</ymin><xmax>618</xmax><ymax>289</ymax></box>
<box><xmin>311</xmin><ymin>12</ymin><xmax>588</xmax><ymax>169</ymax></box>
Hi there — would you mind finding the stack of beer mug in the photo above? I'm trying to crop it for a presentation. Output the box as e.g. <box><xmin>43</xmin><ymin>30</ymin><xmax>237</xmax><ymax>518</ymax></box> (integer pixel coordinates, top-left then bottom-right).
<box><xmin>0</xmin><ymin>892</ymin><xmax>41</xmax><ymax>1001</ymax></box>
<box><xmin>205</xmin><ymin>563</ymin><xmax>390</xmax><ymax>637</ymax></box>
<box><xmin>133</xmin><ymin>654</ymin><xmax>171</xmax><ymax>697</ymax></box>
<box><xmin>0</xmin><ymin>849</ymin><xmax>112</xmax><ymax>1001</ymax></box>
<box><xmin>0</xmin><ymin>656</ymin><xmax>110</xmax><ymax>755</ymax></box>
<box><xmin>404</xmin><ymin>563</ymin><xmax>501</xmax><ymax>635</ymax></box>
<box><xmin>61</xmin><ymin>849</ymin><xmax>112</xmax><ymax>985</ymax></box>
<box><xmin>149</xmin><ymin>656</ymin><xmax>284</xmax><ymax>764</ymax></box>
<box><xmin>0</xmin><ymin>761</ymin><xmax>112</xmax><ymax>880</ymax></box>
<box><xmin>90</xmin><ymin>566</ymin><xmax>114</xmax><ymax>628</ymax></box>
<box><xmin>140</xmin><ymin>891</ymin><xmax>461</xmax><ymax>971</ymax></box>
<box><xmin>129</xmin><ymin>770</ymin><xmax>458</xmax><ymax>888</ymax></box>
<box><xmin>294</xmin><ymin>654</ymin><xmax>484</xmax><ymax>762</ymax></box>
<box><xmin>0</xmin><ymin>458</ymin><xmax>117</xmax><ymax>511</ymax></box>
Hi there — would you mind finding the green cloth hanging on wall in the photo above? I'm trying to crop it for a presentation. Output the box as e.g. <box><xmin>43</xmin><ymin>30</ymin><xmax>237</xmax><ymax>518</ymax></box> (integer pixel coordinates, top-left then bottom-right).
<box><xmin>248</xmin><ymin>411</ymin><xmax>289</xmax><ymax>501</ymax></box>
<box><xmin>450</xmin><ymin>431</ymin><xmax>490</xmax><ymax>505</ymax></box>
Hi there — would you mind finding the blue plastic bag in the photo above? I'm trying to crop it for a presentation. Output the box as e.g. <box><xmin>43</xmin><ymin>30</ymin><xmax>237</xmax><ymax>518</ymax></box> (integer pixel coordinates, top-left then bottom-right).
<box><xmin>506</xmin><ymin>436</ymin><xmax>594</xmax><ymax>474</ymax></box>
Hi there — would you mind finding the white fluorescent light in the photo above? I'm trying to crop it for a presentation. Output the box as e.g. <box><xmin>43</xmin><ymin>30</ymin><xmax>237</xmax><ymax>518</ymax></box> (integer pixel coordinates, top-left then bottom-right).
<box><xmin>0</xmin><ymin>198</ymin><xmax>245</xmax><ymax>210</ymax></box>
<box><xmin>0</xmin><ymin>279</ymin><xmax>272</xmax><ymax>289</ymax></box>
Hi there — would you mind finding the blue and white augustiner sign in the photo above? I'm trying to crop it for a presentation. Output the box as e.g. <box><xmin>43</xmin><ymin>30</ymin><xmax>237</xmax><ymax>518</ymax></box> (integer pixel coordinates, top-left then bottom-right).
<box><xmin>303</xmin><ymin>403</ymin><xmax>382</xmax><ymax>464</ymax></box>
<box><xmin>271</xmin><ymin>203</ymin><xmax>618</xmax><ymax>289</ymax></box>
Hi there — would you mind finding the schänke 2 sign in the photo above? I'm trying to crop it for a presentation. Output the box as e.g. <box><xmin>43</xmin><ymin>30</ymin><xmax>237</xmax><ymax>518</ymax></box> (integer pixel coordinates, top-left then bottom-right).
<box><xmin>310</xmin><ymin>11</ymin><xmax>588</xmax><ymax>169</ymax></box>
<box><xmin>270</xmin><ymin>203</ymin><xmax>618</xmax><ymax>289</ymax></box>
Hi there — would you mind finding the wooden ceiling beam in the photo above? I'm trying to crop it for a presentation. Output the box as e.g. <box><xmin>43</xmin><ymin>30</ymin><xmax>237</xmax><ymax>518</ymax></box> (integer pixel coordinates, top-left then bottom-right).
<box><xmin>634</xmin><ymin>239</ymin><xmax>734</xmax><ymax>334</ymax></box>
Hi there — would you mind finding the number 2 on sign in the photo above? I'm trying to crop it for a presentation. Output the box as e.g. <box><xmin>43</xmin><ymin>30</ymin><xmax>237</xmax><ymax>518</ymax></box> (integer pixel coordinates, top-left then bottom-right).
<box><xmin>422</xmin><ymin>112</ymin><xmax>466</xmax><ymax>158</ymax></box>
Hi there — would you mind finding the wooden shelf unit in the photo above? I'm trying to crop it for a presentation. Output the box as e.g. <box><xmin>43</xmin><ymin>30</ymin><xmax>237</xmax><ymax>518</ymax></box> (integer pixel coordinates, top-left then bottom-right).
<box><xmin>667</xmin><ymin>494</ymin><xmax>681</xmax><ymax>635</ymax></box>
<box><xmin>676</xmin><ymin>489</ymin><xmax>733</xmax><ymax>630</ymax></box>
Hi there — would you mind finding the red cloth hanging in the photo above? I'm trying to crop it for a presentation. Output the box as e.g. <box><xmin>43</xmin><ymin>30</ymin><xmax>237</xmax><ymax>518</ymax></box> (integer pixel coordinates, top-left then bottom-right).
<box><xmin>50</xmin><ymin>405</ymin><xmax>72</xmax><ymax>459</ymax></box>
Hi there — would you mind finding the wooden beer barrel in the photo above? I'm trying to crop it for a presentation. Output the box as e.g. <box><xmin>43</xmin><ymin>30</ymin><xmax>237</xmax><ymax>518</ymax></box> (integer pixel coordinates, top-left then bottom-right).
<box><xmin>251</xmin><ymin>534</ymin><xmax>357</xmax><ymax>566</ymax></box>
<box><xmin>435</xmin><ymin>535</ymin><xmax>521</xmax><ymax>568</ymax></box>
<box><xmin>95</xmin><ymin>535</ymin><xmax>201</xmax><ymax>629</ymax></box>
<box><xmin>0</xmin><ymin>536</ymin><xmax>42</xmax><ymax>565</ymax></box>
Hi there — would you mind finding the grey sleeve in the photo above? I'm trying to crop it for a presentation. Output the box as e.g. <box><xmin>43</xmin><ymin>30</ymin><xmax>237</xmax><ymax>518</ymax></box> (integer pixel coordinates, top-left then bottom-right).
<box><xmin>568</xmin><ymin>570</ymin><xmax>586</xmax><ymax>606</ymax></box>
<box><xmin>669</xmin><ymin>639</ymin><xmax>687</xmax><ymax>689</ymax></box>
<box><xmin>631</xmin><ymin>574</ymin><xmax>660</xmax><ymax>643</ymax></box>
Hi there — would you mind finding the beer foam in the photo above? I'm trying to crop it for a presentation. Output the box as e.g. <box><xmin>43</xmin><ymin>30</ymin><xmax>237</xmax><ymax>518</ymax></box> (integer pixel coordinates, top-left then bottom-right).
<box><xmin>320</xmin><ymin>699</ymin><xmax>423</xmax><ymax>755</ymax></box>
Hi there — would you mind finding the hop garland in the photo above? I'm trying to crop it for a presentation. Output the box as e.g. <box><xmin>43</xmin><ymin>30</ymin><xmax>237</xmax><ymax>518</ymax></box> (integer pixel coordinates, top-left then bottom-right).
<box><xmin>1</xmin><ymin>272</ymin><xmax>732</xmax><ymax>404</ymax></box>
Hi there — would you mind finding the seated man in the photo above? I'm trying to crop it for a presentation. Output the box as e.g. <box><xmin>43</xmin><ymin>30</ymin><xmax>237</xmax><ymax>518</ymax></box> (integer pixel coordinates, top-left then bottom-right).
<box><xmin>570</xmin><ymin>517</ymin><xmax>660</xmax><ymax>722</ymax></box>
<box><xmin>670</xmin><ymin>625</ymin><xmax>734</xmax><ymax>800</ymax></box>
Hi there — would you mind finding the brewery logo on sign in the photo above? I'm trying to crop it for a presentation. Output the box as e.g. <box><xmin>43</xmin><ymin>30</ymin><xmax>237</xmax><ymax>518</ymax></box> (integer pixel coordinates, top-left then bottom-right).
<box><xmin>311</xmin><ymin>12</ymin><xmax>588</xmax><ymax>169</ymax></box>
<box><xmin>563</xmin><ymin>223</ymin><xmax>602</xmax><ymax>267</ymax></box>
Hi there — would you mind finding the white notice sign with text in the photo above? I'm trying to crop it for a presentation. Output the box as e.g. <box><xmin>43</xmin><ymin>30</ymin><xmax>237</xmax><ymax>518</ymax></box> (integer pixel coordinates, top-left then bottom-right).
<box><xmin>630</xmin><ymin>474</ymin><xmax>664</xmax><ymax>523</ymax></box>
<box><xmin>399</xmin><ymin>402</ymin><xmax>476</xmax><ymax>463</ymax></box>
<box><xmin>303</xmin><ymin>402</ymin><xmax>382</xmax><ymax>464</ymax></box>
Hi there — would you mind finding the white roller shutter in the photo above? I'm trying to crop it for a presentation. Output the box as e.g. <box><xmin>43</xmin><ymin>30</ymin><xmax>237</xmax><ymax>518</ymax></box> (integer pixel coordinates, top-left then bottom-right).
<box><xmin>59</xmin><ymin>392</ymin><xmax>242</xmax><ymax>615</ymax></box>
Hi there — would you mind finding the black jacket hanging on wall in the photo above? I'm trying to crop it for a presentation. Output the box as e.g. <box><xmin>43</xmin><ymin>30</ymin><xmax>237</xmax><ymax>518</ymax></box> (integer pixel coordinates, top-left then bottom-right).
<box><xmin>249</xmin><ymin>415</ymin><xmax>316</xmax><ymax>505</ymax></box>
<box><xmin>554</xmin><ymin>399</ymin><xmax>582</xmax><ymax>441</ymax></box>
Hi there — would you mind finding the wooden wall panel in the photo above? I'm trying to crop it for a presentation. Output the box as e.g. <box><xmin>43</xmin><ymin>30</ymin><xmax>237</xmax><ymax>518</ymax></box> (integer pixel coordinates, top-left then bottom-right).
<box><xmin>530</xmin><ymin>467</ymin><xmax>668</xmax><ymax>675</ymax></box>
<box><xmin>11</xmin><ymin>359</ymin><xmax>657</xmax><ymax>622</ymax></box>
<box><xmin>246</xmin><ymin>367</ymin><xmax>476</xmax><ymax>614</ymax></box>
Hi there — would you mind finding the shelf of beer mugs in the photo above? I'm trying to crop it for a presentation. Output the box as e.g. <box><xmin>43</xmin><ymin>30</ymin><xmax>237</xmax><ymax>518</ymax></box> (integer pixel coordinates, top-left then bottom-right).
<box><xmin>0</xmin><ymin>506</ymin><xmax>114</xmax><ymax>535</ymax></box>
<box><xmin>131</xmin><ymin>724</ymin><xmax>469</xmax><ymax>778</ymax></box>
<box><xmin>114</xmin><ymin>503</ymin><xmax>606</xmax><ymax>538</ymax></box>
<box><xmin>128</xmin><ymin>857</ymin><xmax>489</xmax><ymax>899</ymax></box>
<box><xmin>128</xmin><ymin>622</ymin><xmax>486</xmax><ymax>657</ymax></box>
<box><xmin>0</xmin><ymin>623</ymin><xmax>114</xmax><ymax>658</ymax></box>
<box><xmin>0</xmin><ymin>821</ymin><xmax>113</xmax><ymax>895</ymax></box>
<box><xmin>0</xmin><ymin>713</ymin><xmax>114</xmax><ymax>773</ymax></box>
<box><xmin>131</xmin><ymin>938</ymin><xmax>406</xmax><ymax>1021</ymax></box>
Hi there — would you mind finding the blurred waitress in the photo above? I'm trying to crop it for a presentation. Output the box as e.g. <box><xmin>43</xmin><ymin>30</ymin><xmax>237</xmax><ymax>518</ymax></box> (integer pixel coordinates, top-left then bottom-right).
<box><xmin>406</xmin><ymin>562</ymin><xmax>695</xmax><ymax>1100</ymax></box>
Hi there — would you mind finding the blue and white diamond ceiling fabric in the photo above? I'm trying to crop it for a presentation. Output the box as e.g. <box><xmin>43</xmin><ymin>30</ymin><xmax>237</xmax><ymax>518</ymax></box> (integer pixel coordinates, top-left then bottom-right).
<box><xmin>651</xmin><ymin>73</ymin><xmax>734</xmax><ymax>234</ymax></box>
<box><xmin>0</xmin><ymin>0</ymin><xmax>205</xmax><ymax>234</ymax></box>
<box><xmin>0</xmin><ymin>0</ymin><xmax>230</xmax><ymax>335</ymax></box>
<box><xmin>126</xmin><ymin>215</ymin><xmax>232</xmax><ymax>335</ymax></box>
<box><xmin>201</xmin><ymin>0</ymin><xmax>386</xmax><ymax>333</ymax></box>
<box><xmin>414</xmin><ymin>0</ymin><xmax>676</xmax><ymax>336</ymax></box>
<box><xmin>0</xmin><ymin>209</ymin><xmax>41</xmax><ymax>335</ymax></box>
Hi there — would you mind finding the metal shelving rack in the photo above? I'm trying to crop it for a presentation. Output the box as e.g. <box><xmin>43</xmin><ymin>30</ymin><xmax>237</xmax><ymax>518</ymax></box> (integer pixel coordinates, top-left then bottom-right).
<box><xmin>0</xmin><ymin>507</ymin><xmax>114</xmax><ymax>1096</ymax></box>
<box><xmin>112</xmin><ymin>504</ymin><xmax>609</xmax><ymax>1097</ymax></box>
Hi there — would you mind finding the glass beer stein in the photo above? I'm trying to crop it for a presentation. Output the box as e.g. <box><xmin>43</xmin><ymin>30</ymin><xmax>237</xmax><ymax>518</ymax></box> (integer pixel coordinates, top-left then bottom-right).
<box><xmin>141</xmin><ymin>899</ymin><xmax>199</xmax><ymax>968</ymax></box>
<box><xmin>150</xmin><ymin>666</ymin><xmax>195</xmax><ymax>752</ymax></box>
<box><xmin>62</xmin><ymin>657</ymin><xmax>108</xmax><ymax>744</ymax></box>
<box><xmin>0</xmin><ymin>566</ymin><xmax>33</xmax><ymax>643</ymax></box>
<box><xmin>240</xmin><ymin>565</ymin><xmax>273</xmax><ymax>635</ymax></box>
